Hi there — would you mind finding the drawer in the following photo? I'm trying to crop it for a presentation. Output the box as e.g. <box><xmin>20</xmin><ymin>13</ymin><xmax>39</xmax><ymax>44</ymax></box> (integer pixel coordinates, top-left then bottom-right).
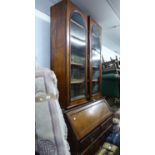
<box><xmin>101</xmin><ymin>117</ymin><xmax>113</xmax><ymax>131</ymax></box>
<box><xmin>81</xmin><ymin>144</ymin><xmax>95</xmax><ymax>155</ymax></box>
<box><xmin>79</xmin><ymin>136</ymin><xmax>90</xmax><ymax>152</ymax></box>
<box><xmin>81</xmin><ymin>125</ymin><xmax>113</xmax><ymax>155</ymax></box>
<box><xmin>80</xmin><ymin>126</ymin><xmax>101</xmax><ymax>152</ymax></box>
<box><xmin>81</xmin><ymin>131</ymin><xmax>110</xmax><ymax>155</ymax></box>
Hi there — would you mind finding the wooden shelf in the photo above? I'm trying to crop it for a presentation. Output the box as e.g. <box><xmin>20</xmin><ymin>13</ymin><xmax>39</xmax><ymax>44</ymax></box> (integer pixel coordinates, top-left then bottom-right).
<box><xmin>92</xmin><ymin>91</ymin><xmax>99</xmax><ymax>95</ymax></box>
<box><xmin>92</xmin><ymin>79</ymin><xmax>99</xmax><ymax>82</ymax></box>
<box><xmin>92</xmin><ymin>66</ymin><xmax>99</xmax><ymax>69</ymax></box>
<box><xmin>71</xmin><ymin>35</ymin><xmax>86</xmax><ymax>42</ymax></box>
<box><xmin>71</xmin><ymin>19</ymin><xmax>85</xmax><ymax>29</ymax></box>
<box><xmin>71</xmin><ymin>95</ymin><xmax>85</xmax><ymax>101</ymax></box>
<box><xmin>71</xmin><ymin>79</ymin><xmax>85</xmax><ymax>84</ymax></box>
<box><xmin>71</xmin><ymin>62</ymin><xmax>84</xmax><ymax>67</ymax></box>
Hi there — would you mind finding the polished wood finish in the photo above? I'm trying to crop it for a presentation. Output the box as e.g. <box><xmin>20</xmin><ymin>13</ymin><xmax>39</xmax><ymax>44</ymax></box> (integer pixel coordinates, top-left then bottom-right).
<box><xmin>88</xmin><ymin>17</ymin><xmax>103</xmax><ymax>100</ymax></box>
<box><xmin>51</xmin><ymin>1</ymin><xmax>113</xmax><ymax>154</ymax></box>
<box><xmin>64</xmin><ymin>99</ymin><xmax>113</xmax><ymax>155</ymax></box>
<box><xmin>51</xmin><ymin>2</ymin><xmax>103</xmax><ymax>109</ymax></box>
<box><xmin>51</xmin><ymin>1</ymin><xmax>88</xmax><ymax>109</ymax></box>
<box><xmin>66</xmin><ymin>99</ymin><xmax>112</xmax><ymax>139</ymax></box>
<box><xmin>51</xmin><ymin>1</ymin><xmax>68</xmax><ymax>109</ymax></box>
<box><xmin>81</xmin><ymin>126</ymin><xmax>112</xmax><ymax>155</ymax></box>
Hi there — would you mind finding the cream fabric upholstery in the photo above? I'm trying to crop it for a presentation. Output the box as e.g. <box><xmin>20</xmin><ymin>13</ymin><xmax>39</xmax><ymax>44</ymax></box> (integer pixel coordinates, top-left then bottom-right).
<box><xmin>35</xmin><ymin>68</ymin><xmax>70</xmax><ymax>155</ymax></box>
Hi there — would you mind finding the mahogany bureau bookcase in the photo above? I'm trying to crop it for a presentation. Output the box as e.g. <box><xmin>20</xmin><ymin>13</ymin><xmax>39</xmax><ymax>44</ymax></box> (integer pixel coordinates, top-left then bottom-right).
<box><xmin>50</xmin><ymin>0</ymin><xmax>113</xmax><ymax>154</ymax></box>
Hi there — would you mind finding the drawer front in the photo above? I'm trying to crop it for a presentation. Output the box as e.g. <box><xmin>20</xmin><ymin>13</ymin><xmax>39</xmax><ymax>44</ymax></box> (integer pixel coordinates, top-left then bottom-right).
<box><xmin>81</xmin><ymin>127</ymin><xmax>113</xmax><ymax>155</ymax></box>
<box><xmin>79</xmin><ymin>136</ymin><xmax>90</xmax><ymax>153</ymax></box>
<box><xmin>79</xmin><ymin>127</ymin><xmax>101</xmax><ymax>152</ymax></box>
<box><xmin>81</xmin><ymin>133</ymin><xmax>108</xmax><ymax>155</ymax></box>
<box><xmin>101</xmin><ymin>117</ymin><xmax>113</xmax><ymax>131</ymax></box>
<box><xmin>79</xmin><ymin>117</ymin><xmax>113</xmax><ymax>153</ymax></box>
<box><xmin>81</xmin><ymin>144</ymin><xmax>95</xmax><ymax>155</ymax></box>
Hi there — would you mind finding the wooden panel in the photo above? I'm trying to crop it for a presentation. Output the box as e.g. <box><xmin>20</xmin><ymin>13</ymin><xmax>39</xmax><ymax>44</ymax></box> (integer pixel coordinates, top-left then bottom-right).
<box><xmin>51</xmin><ymin>1</ymin><xmax>67</xmax><ymax>49</ymax></box>
<box><xmin>66</xmin><ymin>99</ymin><xmax>112</xmax><ymax>140</ymax></box>
<box><xmin>52</xmin><ymin>47</ymin><xmax>67</xmax><ymax>108</ymax></box>
<box><xmin>51</xmin><ymin>1</ymin><xmax>68</xmax><ymax>108</ymax></box>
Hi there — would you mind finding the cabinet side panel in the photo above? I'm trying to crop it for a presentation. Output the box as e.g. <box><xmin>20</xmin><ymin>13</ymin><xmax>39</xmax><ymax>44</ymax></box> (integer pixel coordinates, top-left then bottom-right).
<box><xmin>51</xmin><ymin>2</ymin><xmax>67</xmax><ymax>108</ymax></box>
<box><xmin>51</xmin><ymin>2</ymin><xmax>67</xmax><ymax>49</ymax></box>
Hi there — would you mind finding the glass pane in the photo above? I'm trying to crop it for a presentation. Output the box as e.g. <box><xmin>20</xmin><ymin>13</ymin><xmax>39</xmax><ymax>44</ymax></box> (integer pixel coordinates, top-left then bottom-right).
<box><xmin>70</xmin><ymin>12</ymin><xmax>86</xmax><ymax>101</ymax></box>
<box><xmin>71</xmin><ymin>83</ymin><xmax>85</xmax><ymax>100</ymax></box>
<box><xmin>92</xmin><ymin>49</ymin><xmax>100</xmax><ymax>67</ymax></box>
<box><xmin>70</xmin><ymin>21</ymin><xmax>86</xmax><ymax>41</ymax></box>
<box><xmin>92</xmin><ymin>69</ymin><xmax>100</xmax><ymax>80</ymax></box>
<box><xmin>92</xmin><ymin>82</ymin><xmax>100</xmax><ymax>94</ymax></box>
<box><xmin>91</xmin><ymin>24</ymin><xmax>101</xmax><ymax>95</ymax></box>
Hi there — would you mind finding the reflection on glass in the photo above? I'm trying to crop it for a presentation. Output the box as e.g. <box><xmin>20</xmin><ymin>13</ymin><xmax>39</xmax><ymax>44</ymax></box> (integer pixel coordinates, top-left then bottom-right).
<box><xmin>71</xmin><ymin>66</ymin><xmax>85</xmax><ymax>80</ymax></box>
<box><xmin>70</xmin><ymin>36</ymin><xmax>86</xmax><ymax>47</ymax></box>
<box><xmin>92</xmin><ymin>37</ymin><xmax>100</xmax><ymax>50</ymax></box>
<box><xmin>71</xmin><ymin>83</ymin><xmax>85</xmax><ymax>100</ymax></box>
<box><xmin>92</xmin><ymin>49</ymin><xmax>100</xmax><ymax>67</ymax></box>
<box><xmin>71</xmin><ymin>20</ymin><xmax>85</xmax><ymax>41</ymax></box>
<box><xmin>92</xmin><ymin>82</ymin><xmax>99</xmax><ymax>94</ymax></box>
<box><xmin>92</xmin><ymin>69</ymin><xmax>100</xmax><ymax>80</ymax></box>
<box><xmin>91</xmin><ymin>25</ymin><xmax>101</xmax><ymax>95</ymax></box>
<box><xmin>70</xmin><ymin>12</ymin><xmax>86</xmax><ymax>101</ymax></box>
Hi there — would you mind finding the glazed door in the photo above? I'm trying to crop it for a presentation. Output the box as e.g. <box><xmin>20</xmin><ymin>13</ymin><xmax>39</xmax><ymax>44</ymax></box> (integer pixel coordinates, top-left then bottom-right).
<box><xmin>90</xmin><ymin>19</ymin><xmax>102</xmax><ymax>99</ymax></box>
<box><xmin>70</xmin><ymin>11</ymin><xmax>88</xmax><ymax>105</ymax></box>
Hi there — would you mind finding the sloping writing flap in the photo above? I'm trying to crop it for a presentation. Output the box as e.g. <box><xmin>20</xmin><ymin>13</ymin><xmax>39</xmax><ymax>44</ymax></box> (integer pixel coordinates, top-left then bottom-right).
<box><xmin>66</xmin><ymin>99</ymin><xmax>112</xmax><ymax>140</ymax></box>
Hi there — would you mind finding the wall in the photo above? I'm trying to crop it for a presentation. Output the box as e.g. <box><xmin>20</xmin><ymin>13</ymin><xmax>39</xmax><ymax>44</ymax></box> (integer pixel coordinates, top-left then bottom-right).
<box><xmin>35</xmin><ymin>9</ymin><xmax>50</xmax><ymax>68</ymax></box>
<box><xmin>102</xmin><ymin>45</ymin><xmax>120</xmax><ymax>62</ymax></box>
